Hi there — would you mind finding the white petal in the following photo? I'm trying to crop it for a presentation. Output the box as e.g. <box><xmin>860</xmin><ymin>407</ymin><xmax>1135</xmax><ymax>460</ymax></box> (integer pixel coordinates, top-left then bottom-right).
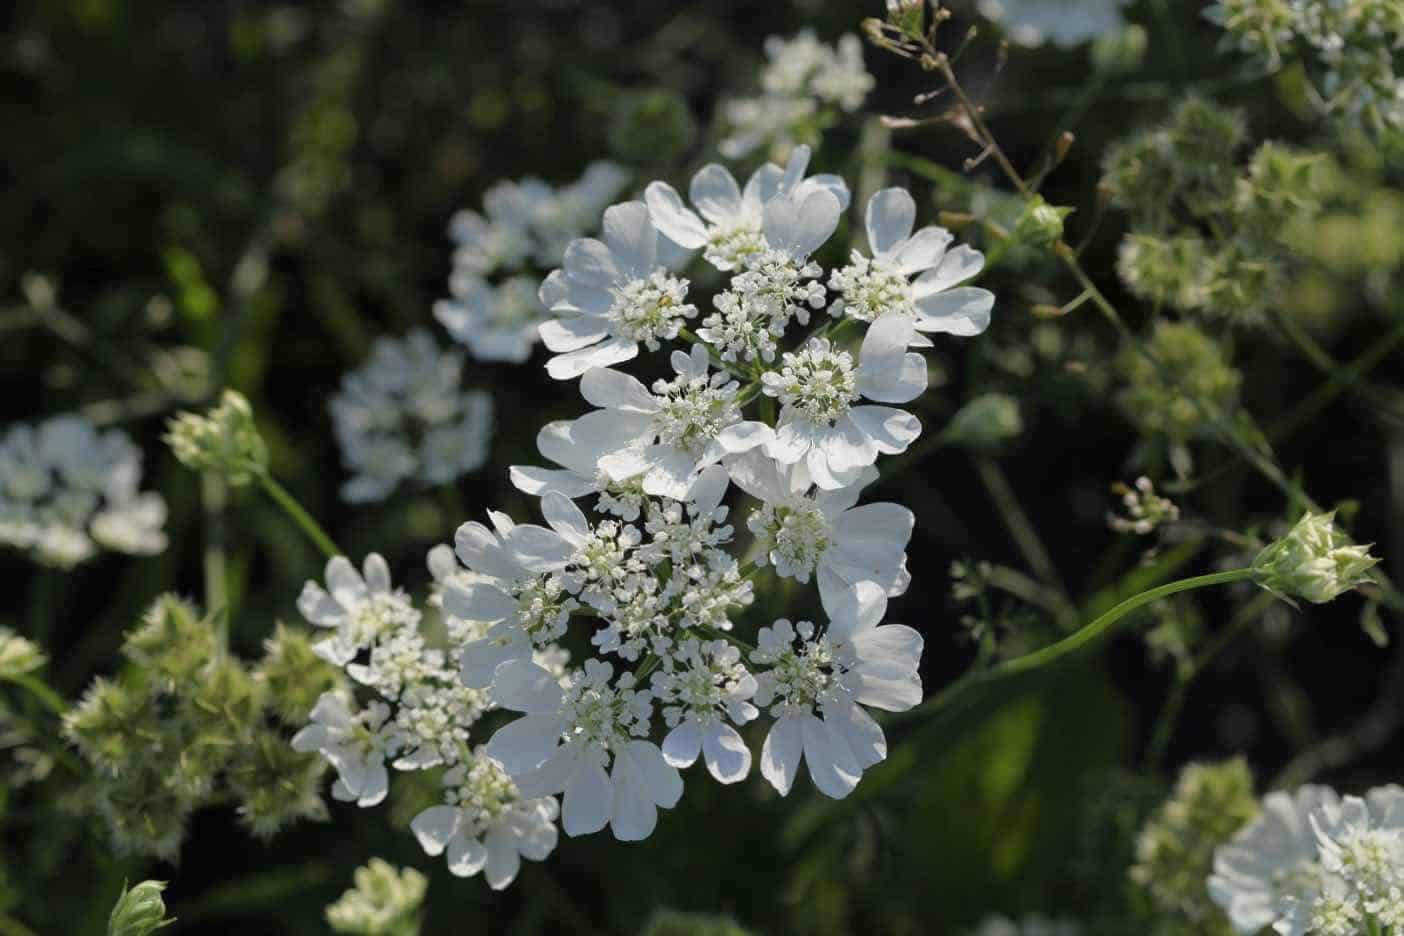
<box><xmin>562</xmin><ymin>759</ymin><xmax>613</xmax><ymax>837</ymax></box>
<box><xmin>290</xmin><ymin>724</ymin><xmax>328</xmax><ymax>753</ymax></box>
<box><xmin>625</xmin><ymin>740</ymin><xmax>683</xmax><ymax>808</ymax></box>
<box><xmin>296</xmin><ymin>582</ymin><xmax>344</xmax><ymax>629</ymax></box>
<box><xmin>503</xmin><ymin>523</ymin><xmax>574</xmax><ymax>572</ymax></box>
<box><xmin>487</xmin><ymin>714</ymin><xmax>565</xmax><ymax>774</ymax></box>
<box><xmin>716</xmin><ymin>420</ymin><xmax>773</xmax><ymax>454</ymax></box>
<box><xmin>690</xmin><ymin>164</ymin><xmax>744</xmax><ymax>224</ymax></box>
<box><xmin>601</xmin><ymin>202</ymin><xmax>657</xmax><ymax>279</ymax></box>
<box><xmin>687</xmin><ymin>465</ymin><xmax>731</xmax><ymax>516</ymax></box>
<box><xmin>411</xmin><ymin>805</ymin><xmax>461</xmax><ymax>856</ymax></box>
<box><xmin>541</xmin><ymin>491</ymin><xmax>591</xmax><ymax>545</ymax></box>
<box><xmin>892</xmin><ymin>225</ymin><xmax>954</xmax><ymax>274</ymax></box>
<box><xmin>483</xmin><ymin>829</ymin><xmax>522</xmax><ymax>890</ymax></box>
<box><xmin>609</xmin><ymin>752</ymin><xmax>659</xmax><ymax>842</ymax></box>
<box><xmin>763</xmin><ymin>189</ymin><xmax>841</xmax><ymax>260</ymax></box>
<box><xmin>324</xmin><ymin>556</ymin><xmax>365</xmax><ymax>609</ymax></box>
<box><xmin>510</xmin><ymin>466</ymin><xmax>597</xmax><ymax>498</ymax></box>
<box><xmin>915</xmin><ymin>244</ymin><xmax>986</xmax><ymax>295</ymax></box>
<box><xmin>580</xmin><ymin>367</ymin><xmax>659</xmax><ymax>413</ymax></box>
<box><xmin>644</xmin><ymin>181</ymin><xmax>708</xmax><ymax>249</ymax></box>
<box><xmin>443</xmin><ymin>580</ymin><xmax>515</xmax><ymax>623</ymax></box>
<box><xmin>914</xmin><ymin>286</ymin><xmax>994</xmax><ymax>337</ymax></box>
<box><xmin>801</xmin><ymin>715</ymin><xmax>861</xmax><ymax>799</ymax></box>
<box><xmin>459</xmin><ymin>632</ymin><xmax>528</xmax><ymax>688</ymax></box>
<box><xmin>849</xmin><ymin>405</ymin><xmax>921</xmax><ymax>455</ymax></box>
<box><xmin>826</xmin><ymin>701</ymin><xmax>887</xmax><ymax>769</ymax></box>
<box><xmin>356</xmin><ymin>764</ymin><xmax>389</xmax><ymax>807</ymax></box>
<box><xmin>865</xmin><ymin>188</ymin><xmax>916</xmax><ymax>257</ymax></box>
<box><xmin>492</xmin><ymin>659</ymin><xmax>566</xmax><ymax>714</ymax></box>
<box><xmin>702</xmin><ymin>722</ymin><xmax>752</xmax><ymax>784</ymax></box>
<box><xmin>446</xmin><ymin>832</ymin><xmax>488</xmax><ymax>878</ymax></box>
<box><xmin>760</xmin><ymin>717</ymin><xmax>803</xmax><ymax>796</ymax></box>
<box><xmin>562</xmin><ymin>237</ymin><xmax>620</xmax><ymax>288</ymax></box>
<box><xmin>546</xmin><ymin>337</ymin><xmax>640</xmax><ymax>381</ymax></box>
<box><xmin>540</xmin><ymin>316</ymin><xmax>610</xmax><ymax>353</ymax></box>
<box><xmin>454</xmin><ymin>521</ymin><xmax>520</xmax><ymax>579</ymax></box>
<box><xmin>662</xmin><ymin>720</ymin><xmax>703</xmax><ymax>768</ymax></box>
<box><xmin>362</xmin><ymin>553</ymin><xmax>391</xmax><ymax>593</ymax></box>
<box><xmin>513</xmin><ymin>743</ymin><xmax>580</xmax><ymax>799</ymax></box>
<box><xmin>723</xmin><ymin>449</ymin><xmax>792</xmax><ymax>503</ymax></box>
<box><xmin>825</xmin><ymin>580</ymin><xmax>890</xmax><ymax>643</ymax></box>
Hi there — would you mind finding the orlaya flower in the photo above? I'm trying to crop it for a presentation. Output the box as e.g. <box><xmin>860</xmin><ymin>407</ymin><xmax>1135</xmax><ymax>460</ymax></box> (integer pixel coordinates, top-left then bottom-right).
<box><xmin>539</xmin><ymin>202</ymin><xmax>698</xmax><ymax>380</ymax></box>
<box><xmin>296</xmin><ymin>553</ymin><xmax>419</xmax><ymax>667</ymax></box>
<box><xmin>652</xmin><ymin>637</ymin><xmax>759</xmax><ymax>785</ymax></box>
<box><xmin>644</xmin><ymin>144</ymin><xmax>849</xmax><ymax>272</ymax></box>
<box><xmin>291</xmin><ymin>689</ymin><xmax>399</xmax><ymax>808</ymax></box>
<box><xmin>752</xmin><ymin>582</ymin><xmax>922</xmax><ymax>799</ymax></box>
<box><xmin>725</xmin><ymin>450</ymin><xmax>912</xmax><ymax>615</ymax></box>
<box><xmin>828</xmin><ymin>188</ymin><xmax>994</xmax><ymax>346</ymax></box>
<box><xmin>508</xmin><ymin>413</ymin><xmax>657</xmax><ymax>518</ymax></box>
<box><xmin>435</xmin><ymin>274</ymin><xmax>547</xmax><ymax>364</ymax></box>
<box><xmin>410</xmin><ymin>751</ymin><xmax>559</xmax><ymax>890</ymax></box>
<box><xmin>761</xmin><ymin>310</ymin><xmax>926</xmax><ymax>489</ymax></box>
<box><xmin>579</xmin><ymin>343</ymin><xmax>772</xmax><ymax>500</ymax></box>
<box><xmin>486</xmin><ymin>658</ymin><xmax>683</xmax><ymax>842</ymax></box>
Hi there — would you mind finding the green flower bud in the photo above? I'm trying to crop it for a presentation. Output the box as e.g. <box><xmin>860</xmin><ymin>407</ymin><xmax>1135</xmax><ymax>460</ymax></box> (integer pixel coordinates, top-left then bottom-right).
<box><xmin>941</xmin><ymin>394</ymin><xmax>1023</xmax><ymax>451</ymax></box>
<box><xmin>64</xmin><ymin>677</ymin><xmax>161</xmax><ymax>775</ymax></box>
<box><xmin>1234</xmin><ymin>142</ymin><xmax>1325</xmax><ymax>238</ymax></box>
<box><xmin>1014</xmin><ymin>196</ymin><xmax>1073</xmax><ymax>248</ymax></box>
<box><xmin>122</xmin><ymin>594</ymin><xmax>217</xmax><ymax>695</ymax></box>
<box><xmin>325</xmin><ymin>859</ymin><xmax>427</xmax><ymax>936</ymax></box>
<box><xmin>1252</xmin><ymin>511</ymin><xmax>1380</xmax><ymax>605</ymax></box>
<box><xmin>1116</xmin><ymin>233</ymin><xmax>1216</xmax><ymax>311</ymax></box>
<box><xmin>255</xmin><ymin>622</ymin><xmax>345</xmax><ymax>727</ymax></box>
<box><xmin>226</xmin><ymin>728</ymin><xmax>329</xmax><ymax>840</ymax></box>
<box><xmin>107</xmin><ymin>880</ymin><xmax>175</xmax><ymax>936</ymax></box>
<box><xmin>1092</xmin><ymin>24</ymin><xmax>1148</xmax><ymax>74</ymax></box>
<box><xmin>0</xmin><ymin>626</ymin><xmax>46</xmax><ymax>678</ymax></box>
<box><xmin>164</xmin><ymin>389</ymin><xmax>268</xmax><ymax>486</ymax></box>
<box><xmin>1130</xmin><ymin>758</ymin><xmax>1257</xmax><ymax>931</ymax></box>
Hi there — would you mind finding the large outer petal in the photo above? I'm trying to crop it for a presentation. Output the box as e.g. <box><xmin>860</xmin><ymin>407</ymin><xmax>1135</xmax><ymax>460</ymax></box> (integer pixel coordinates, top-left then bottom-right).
<box><xmin>865</xmin><ymin>188</ymin><xmax>916</xmax><ymax>257</ymax></box>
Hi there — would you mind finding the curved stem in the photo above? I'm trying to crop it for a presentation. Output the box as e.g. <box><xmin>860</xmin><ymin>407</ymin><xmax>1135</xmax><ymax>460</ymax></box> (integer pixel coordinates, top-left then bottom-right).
<box><xmin>257</xmin><ymin>474</ymin><xmax>342</xmax><ymax>559</ymax></box>
<box><xmin>905</xmin><ymin>568</ymin><xmax>1256</xmax><ymax>721</ymax></box>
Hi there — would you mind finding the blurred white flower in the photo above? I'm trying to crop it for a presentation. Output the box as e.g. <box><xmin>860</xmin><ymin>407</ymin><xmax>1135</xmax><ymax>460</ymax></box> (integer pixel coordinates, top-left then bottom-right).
<box><xmin>0</xmin><ymin>415</ymin><xmax>167</xmax><ymax>568</ymax></box>
<box><xmin>978</xmin><ymin>0</ymin><xmax>1128</xmax><ymax>47</ymax></box>
<box><xmin>291</xmin><ymin>690</ymin><xmax>399</xmax><ymax>808</ymax></box>
<box><xmin>436</xmin><ymin>274</ymin><xmax>549</xmax><ymax>364</ymax></box>
<box><xmin>330</xmin><ymin>329</ymin><xmax>494</xmax><ymax>503</ymax></box>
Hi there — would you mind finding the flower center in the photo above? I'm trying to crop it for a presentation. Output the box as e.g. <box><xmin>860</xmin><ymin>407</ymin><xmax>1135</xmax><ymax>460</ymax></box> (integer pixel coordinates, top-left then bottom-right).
<box><xmin>511</xmin><ymin>574</ymin><xmax>575</xmax><ymax>647</ymax></box>
<box><xmin>348</xmin><ymin>591</ymin><xmax>421</xmax><ymax>649</ymax></box>
<box><xmin>607</xmin><ymin>272</ymin><xmax>698</xmax><ymax>350</ymax></box>
<box><xmin>754</xmin><ymin>628</ymin><xmax>837</xmax><ymax>716</ymax></box>
<box><xmin>748</xmin><ymin>498</ymin><xmax>830</xmax><ymax>582</ymax></box>
<box><xmin>704</xmin><ymin>221</ymin><xmax>767</xmax><ymax>271</ymax></box>
<box><xmin>651</xmin><ymin>372</ymin><xmax>741</xmax><ymax>457</ymax></box>
<box><xmin>561</xmin><ymin>669</ymin><xmax>648</xmax><ymax>755</ymax></box>
<box><xmin>761</xmin><ymin>338</ymin><xmax>860</xmax><ymax>425</ymax></box>
<box><xmin>828</xmin><ymin>252</ymin><xmax>915</xmax><ymax>322</ymax></box>
<box><xmin>446</xmin><ymin>755</ymin><xmax>520</xmax><ymax>828</ymax></box>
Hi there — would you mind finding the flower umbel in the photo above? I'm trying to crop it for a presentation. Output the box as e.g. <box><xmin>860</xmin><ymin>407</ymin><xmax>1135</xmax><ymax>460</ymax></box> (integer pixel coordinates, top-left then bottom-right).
<box><xmin>1252</xmin><ymin>512</ymin><xmax>1379</xmax><ymax>605</ymax></box>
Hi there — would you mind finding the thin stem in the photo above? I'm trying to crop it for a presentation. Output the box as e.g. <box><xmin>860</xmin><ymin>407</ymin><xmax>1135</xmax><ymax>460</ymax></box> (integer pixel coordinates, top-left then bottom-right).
<box><xmin>257</xmin><ymin>474</ymin><xmax>342</xmax><ymax>559</ymax></box>
<box><xmin>904</xmin><ymin>568</ymin><xmax>1256</xmax><ymax>721</ymax></box>
<box><xmin>202</xmin><ymin>474</ymin><xmax>230</xmax><ymax>640</ymax></box>
<box><xmin>973</xmin><ymin>455</ymin><xmax>1072</xmax><ymax>616</ymax></box>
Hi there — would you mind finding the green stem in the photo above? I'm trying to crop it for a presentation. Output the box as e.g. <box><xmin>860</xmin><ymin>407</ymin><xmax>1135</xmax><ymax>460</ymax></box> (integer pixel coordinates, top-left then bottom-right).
<box><xmin>202</xmin><ymin>474</ymin><xmax>229</xmax><ymax>639</ymax></box>
<box><xmin>257</xmin><ymin>474</ymin><xmax>342</xmax><ymax>559</ymax></box>
<box><xmin>973</xmin><ymin>455</ymin><xmax>1073</xmax><ymax>617</ymax></box>
<box><xmin>905</xmin><ymin>568</ymin><xmax>1256</xmax><ymax>721</ymax></box>
<box><xmin>3</xmin><ymin>673</ymin><xmax>66</xmax><ymax>715</ymax></box>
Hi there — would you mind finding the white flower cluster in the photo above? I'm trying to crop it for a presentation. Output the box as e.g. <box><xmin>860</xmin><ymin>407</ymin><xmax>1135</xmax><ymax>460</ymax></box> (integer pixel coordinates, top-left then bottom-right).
<box><xmin>291</xmin><ymin>553</ymin><xmax>560</xmax><ymax>890</ymax></box>
<box><xmin>330</xmin><ymin>328</ymin><xmax>495</xmax><ymax>503</ymax></box>
<box><xmin>0</xmin><ymin>415</ymin><xmax>167</xmax><ymax>568</ymax></box>
<box><xmin>977</xmin><ymin>0</ymin><xmax>1128</xmax><ymax>48</ymax></box>
<box><xmin>295</xmin><ymin>148</ymin><xmax>994</xmax><ymax>888</ymax></box>
<box><xmin>1210</xmin><ymin>783</ymin><xmax>1404</xmax><ymax>935</ymax></box>
<box><xmin>1206</xmin><ymin>0</ymin><xmax>1404</xmax><ymax>135</ymax></box>
<box><xmin>718</xmin><ymin>30</ymin><xmax>875</xmax><ymax>160</ymax></box>
<box><xmin>435</xmin><ymin>162</ymin><xmax>629</xmax><ymax>363</ymax></box>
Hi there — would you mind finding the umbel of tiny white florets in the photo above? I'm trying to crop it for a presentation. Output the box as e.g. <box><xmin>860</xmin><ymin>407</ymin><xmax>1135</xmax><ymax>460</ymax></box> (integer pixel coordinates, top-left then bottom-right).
<box><xmin>1251</xmin><ymin>512</ymin><xmax>1379</xmax><ymax>606</ymax></box>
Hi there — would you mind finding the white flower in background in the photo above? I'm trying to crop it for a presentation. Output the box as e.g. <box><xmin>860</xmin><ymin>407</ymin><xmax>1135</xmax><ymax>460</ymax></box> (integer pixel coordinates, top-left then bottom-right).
<box><xmin>652</xmin><ymin>637</ymin><xmax>758</xmax><ymax>784</ymax></box>
<box><xmin>411</xmin><ymin>751</ymin><xmax>559</xmax><ymax>889</ymax></box>
<box><xmin>579</xmin><ymin>344</ymin><xmax>772</xmax><ymax>499</ymax></box>
<box><xmin>508</xmin><ymin>416</ymin><xmax>652</xmax><ymax>520</ymax></box>
<box><xmin>435</xmin><ymin>274</ymin><xmax>548</xmax><ymax>364</ymax></box>
<box><xmin>719</xmin><ymin>30</ymin><xmax>873</xmax><ymax>160</ymax></box>
<box><xmin>448</xmin><ymin>177</ymin><xmax>550</xmax><ymax>277</ymax></box>
<box><xmin>539</xmin><ymin>202</ymin><xmax>698</xmax><ymax>380</ymax></box>
<box><xmin>645</xmin><ymin>144</ymin><xmax>849</xmax><ymax>272</ymax></box>
<box><xmin>1209</xmin><ymin>784</ymin><xmax>1341</xmax><ymax>933</ymax></box>
<box><xmin>727</xmin><ymin>450</ymin><xmax>912</xmax><ymax>615</ymax></box>
<box><xmin>291</xmin><ymin>690</ymin><xmax>400</xmax><ymax>808</ymax></box>
<box><xmin>761</xmin><ymin>311</ymin><xmax>926</xmax><ymax>489</ymax></box>
<box><xmin>829</xmin><ymin>188</ymin><xmax>994</xmax><ymax>345</ymax></box>
<box><xmin>978</xmin><ymin>0</ymin><xmax>1128</xmax><ymax>47</ymax></box>
<box><xmin>528</xmin><ymin>161</ymin><xmax>632</xmax><ymax>267</ymax></box>
<box><xmin>752</xmin><ymin>582</ymin><xmax>922</xmax><ymax>799</ymax></box>
<box><xmin>486</xmin><ymin>658</ymin><xmax>683</xmax><ymax>841</ymax></box>
<box><xmin>297</xmin><ymin>553</ymin><xmax>421</xmax><ymax>668</ymax></box>
<box><xmin>0</xmin><ymin>415</ymin><xmax>167</xmax><ymax>568</ymax></box>
<box><xmin>330</xmin><ymin>329</ymin><xmax>494</xmax><ymax>503</ymax></box>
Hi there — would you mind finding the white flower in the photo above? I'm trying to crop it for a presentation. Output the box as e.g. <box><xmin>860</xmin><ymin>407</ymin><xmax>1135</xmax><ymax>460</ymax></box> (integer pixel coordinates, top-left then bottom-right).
<box><xmin>978</xmin><ymin>0</ymin><xmax>1127</xmax><ymax>47</ymax></box>
<box><xmin>539</xmin><ymin>202</ymin><xmax>698</xmax><ymax>380</ymax></box>
<box><xmin>448</xmin><ymin>177</ymin><xmax>551</xmax><ymax>276</ymax></box>
<box><xmin>0</xmin><ymin>415</ymin><xmax>167</xmax><ymax>568</ymax></box>
<box><xmin>718</xmin><ymin>95</ymin><xmax>818</xmax><ymax>162</ymax></box>
<box><xmin>752</xmin><ymin>582</ymin><xmax>922</xmax><ymax>799</ymax></box>
<box><xmin>1311</xmin><ymin>790</ymin><xmax>1404</xmax><ymax>904</ymax></box>
<box><xmin>644</xmin><ymin>145</ymin><xmax>849</xmax><ymax>272</ymax></box>
<box><xmin>652</xmin><ymin>638</ymin><xmax>758</xmax><ymax>784</ymax></box>
<box><xmin>508</xmin><ymin>416</ymin><xmax>653</xmax><ymax>519</ymax></box>
<box><xmin>829</xmin><ymin>188</ymin><xmax>994</xmax><ymax>345</ymax></box>
<box><xmin>291</xmin><ymin>690</ymin><xmax>399</xmax><ymax>808</ymax></box>
<box><xmin>297</xmin><ymin>553</ymin><xmax>422</xmax><ymax>667</ymax></box>
<box><xmin>727</xmin><ymin>450</ymin><xmax>912</xmax><ymax>615</ymax></box>
<box><xmin>761</xmin><ymin>31</ymin><xmax>874</xmax><ymax>112</ymax></box>
<box><xmin>486</xmin><ymin>658</ymin><xmax>683</xmax><ymax>842</ymax></box>
<box><xmin>436</xmin><ymin>274</ymin><xmax>549</xmax><ymax>364</ymax></box>
<box><xmin>579</xmin><ymin>344</ymin><xmax>772</xmax><ymax>499</ymax></box>
<box><xmin>1209</xmin><ymin>785</ymin><xmax>1341</xmax><ymax>933</ymax></box>
<box><xmin>330</xmin><ymin>329</ymin><xmax>495</xmax><ymax>503</ymax></box>
<box><xmin>761</xmin><ymin>312</ymin><xmax>926</xmax><ymax>489</ymax></box>
<box><xmin>410</xmin><ymin>751</ymin><xmax>559</xmax><ymax>890</ymax></box>
<box><xmin>527</xmin><ymin>161</ymin><xmax>631</xmax><ymax>267</ymax></box>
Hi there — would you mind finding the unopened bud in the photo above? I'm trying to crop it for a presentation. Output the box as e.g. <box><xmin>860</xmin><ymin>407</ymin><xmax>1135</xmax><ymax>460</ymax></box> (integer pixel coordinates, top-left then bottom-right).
<box><xmin>164</xmin><ymin>389</ymin><xmax>268</xmax><ymax>486</ymax></box>
<box><xmin>1252</xmin><ymin>512</ymin><xmax>1380</xmax><ymax>606</ymax></box>
<box><xmin>108</xmin><ymin>880</ymin><xmax>174</xmax><ymax>936</ymax></box>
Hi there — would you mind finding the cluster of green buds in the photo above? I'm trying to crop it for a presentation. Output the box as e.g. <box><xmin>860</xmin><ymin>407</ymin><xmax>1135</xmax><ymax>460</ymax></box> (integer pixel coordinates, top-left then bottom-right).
<box><xmin>1252</xmin><ymin>512</ymin><xmax>1380</xmax><ymax>606</ymax></box>
<box><xmin>107</xmin><ymin>880</ymin><xmax>174</xmax><ymax>936</ymax></box>
<box><xmin>1104</xmin><ymin>97</ymin><xmax>1327</xmax><ymax>329</ymax></box>
<box><xmin>63</xmin><ymin>595</ymin><xmax>341</xmax><ymax>857</ymax></box>
<box><xmin>325</xmin><ymin>859</ymin><xmax>427</xmax><ymax>936</ymax></box>
<box><xmin>1129</xmin><ymin>758</ymin><xmax>1259</xmax><ymax>933</ymax></box>
<box><xmin>1116</xmin><ymin>321</ymin><xmax>1241</xmax><ymax>442</ymax></box>
<box><xmin>164</xmin><ymin>389</ymin><xmax>268</xmax><ymax>487</ymax></box>
<box><xmin>0</xmin><ymin>626</ymin><xmax>46</xmax><ymax>679</ymax></box>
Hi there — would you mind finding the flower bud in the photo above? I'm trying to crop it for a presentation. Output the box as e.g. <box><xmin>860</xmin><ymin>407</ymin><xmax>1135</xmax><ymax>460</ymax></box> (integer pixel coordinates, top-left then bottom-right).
<box><xmin>107</xmin><ymin>880</ymin><xmax>174</xmax><ymax>936</ymax></box>
<box><xmin>1014</xmin><ymin>196</ymin><xmax>1073</xmax><ymax>248</ymax></box>
<box><xmin>164</xmin><ymin>389</ymin><xmax>268</xmax><ymax>486</ymax></box>
<box><xmin>1252</xmin><ymin>512</ymin><xmax>1379</xmax><ymax>605</ymax></box>
<box><xmin>0</xmin><ymin>626</ymin><xmax>45</xmax><ymax>678</ymax></box>
<box><xmin>325</xmin><ymin>859</ymin><xmax>427</xmax><ymax>936</ymax></box>
<box><xmin>884</xmin><ymin>0</ymin><xmax>925</xmax><ymax>39</ymax></box>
